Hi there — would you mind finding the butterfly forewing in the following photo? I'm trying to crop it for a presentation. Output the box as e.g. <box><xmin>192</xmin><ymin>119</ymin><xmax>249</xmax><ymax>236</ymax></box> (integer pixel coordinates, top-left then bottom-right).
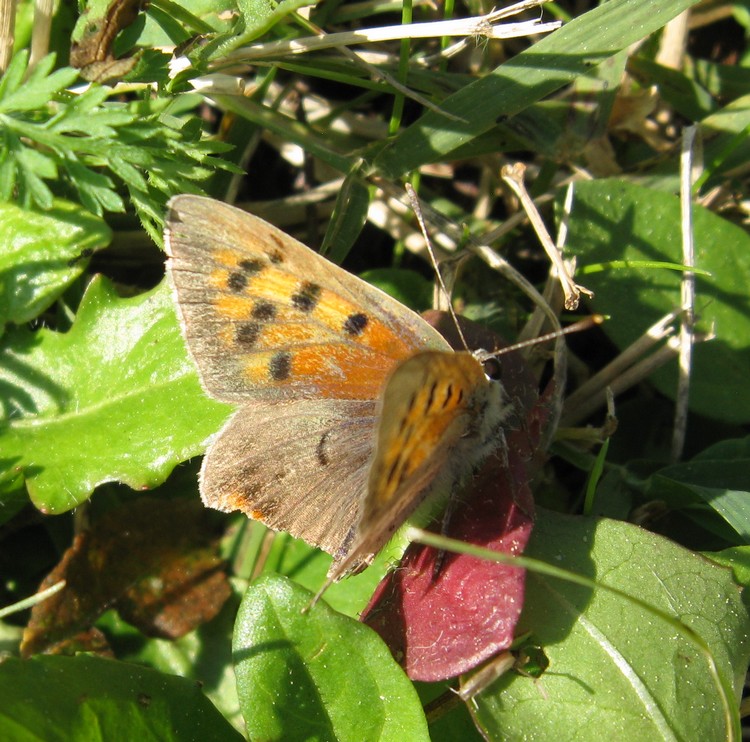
<box><xmin>165</xmin><ymin>196</ymin><xmax>450</xmax><ymax>402</ymax></box>
<box><xmin>327</xmin><ymin>351</ymin><xmax>510</xmax><ymax>578</ymax></box>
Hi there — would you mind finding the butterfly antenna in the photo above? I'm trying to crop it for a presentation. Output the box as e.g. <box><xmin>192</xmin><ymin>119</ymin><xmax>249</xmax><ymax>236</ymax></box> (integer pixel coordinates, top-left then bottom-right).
<box><xmin>474</xmin><ymin>315</ymin><xmax>605</xmax><ymax>362</ymax></box>
<box><xmin>406</xmin><ymin>183</ymin><xmax>471</xmax><ymax>352</ymax></box>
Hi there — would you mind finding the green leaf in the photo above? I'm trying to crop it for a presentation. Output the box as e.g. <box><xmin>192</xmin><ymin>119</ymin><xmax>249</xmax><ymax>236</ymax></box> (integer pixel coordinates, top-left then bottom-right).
<box><xmin>374</xmin><ymin>0</ymin><xmax>701</xmax><ymax>177</ymax></box>
<box><xmin>0</xmin><ymin>49</ymin><xmax>29</xmax><ymax>102</ymax></box>
<box><xmin>0</xmin><ymin>277</ymin><xmax>230</xmax><ymax>513</ymax></box>
<box><xmin>471</xmin><ymin>509</ymin><xmax>750</xmax><ymax>740</ymax></box>
<box><xmin>648</xmin><ymin>437</ymin><xmax>750</xmax><ymax>542</ymax></box>
<box><xmin>706</xmin><ymin>546</ymin><xmax>750</xmax><ymax>612</ymax></box>
<box><xmin>628</xmin><ymin>56</ymin><xmax>717</xmax><ymax>120</ymax></box>
<box><xmin>320</xmin><ymin>173</ymin><xmax>370</xmax><ymax>263</ymax></box>
<box><xmin>562</xmin><ymin>178</ymin><xmax>750</xmax><ymax>424</ymax></box>
<box><xmin>359</xmin><ymin>268</ymin><xmax>433</xmax><ymax>312</ymax></box>
<box><xmin>0</xmin><ymin>655</ymin><xmax>243</xmax><ymax>741</ymax></box>
<box><xmin>104</xmin><ymin>588</ymin><xmax>245</xmax><ymax>734</ymax></box>
<box><xmin>233</xmin><ymin>574</ymin><xmax>430</xmax><ymax>742</ymax></box>
<box><xmin>0</xmin><ymin>199</ymin><xmax>112</xmax><ymax>327</ymax></box>
<box><xmin>0</xmin><ymin>56</ymin><xmax>78</xmax><ymax>114</ymax></box>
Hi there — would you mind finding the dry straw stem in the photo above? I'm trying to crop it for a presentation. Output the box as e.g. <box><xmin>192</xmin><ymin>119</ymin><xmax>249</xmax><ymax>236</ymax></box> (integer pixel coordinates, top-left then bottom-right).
<box><xmin>183</xmin><ymin>2</ymin><xmax>560</xmax><ymax>122</ymax></box>
<box><xmin>501</xmin><ymin>163</ymin><xmax>593</xmax><ymax>311</ymax></box>
<box><xmin>0</xmin><ymin>0</ymin><xmax>14</xmax><ymax>73</ymax></box>
<box><xmin>0</xmin><ymin>580</ymin><xmax>66</xmax><ymax>620</ymax></box>
<box><xmin>560</xmin><ymin>311</ymin><xmax>680</xmax><ymax>427</ymax></box>
<box><xmin>189</xmin><ymin>34</ymin><xmax>462</xmax><ymax>121</ymax></box>
<box><xmin>561</xmin><ymin>323</ymin><xmax>713</xmax><ymax>429</ymax></box>
<box><xmin>29</xmin><ymin>0</ymin><xmax>54</xmax><ymax>70</ymax></box>
<box><xmin>223</xmin><ymin>2</ymin><xmax>561</xmax><ymax>64</ymax></box>
<box><xmin>457</xmin><ymin>652</ymin><xmax>516</xmax><ymax>703</ymax></box>
<box><xmin>671</xmin><ymin>124</ymin><xmax>698</xmax><ymax>462</ymax></box>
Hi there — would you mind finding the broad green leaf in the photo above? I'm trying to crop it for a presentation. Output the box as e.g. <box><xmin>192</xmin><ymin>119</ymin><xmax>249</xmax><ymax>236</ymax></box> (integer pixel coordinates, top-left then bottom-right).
<box><xmin>700</xmin><ymin>92</ymin><xmax>750</xmax><ymax>186</ymax></box>
<box><xmin>628</xmin><ymin>57</ymin><xmax>717</xmax><ymax>121</ymax></box>
<box><xmin>103</xmin><ymin>587</ymin><xmax>245</xmax><ymax>734</ymax></box>
<box><xmin>0</xmin><ymin>199</ymin><xmax>111</xmax><ymax>327</ymax></box>
<box><xmin>374</xmin><ymin>0</ymin><xmax>701</xmax><ymax>177</ymax></box>
<box><xmin>707</xmin><ymin>546</ymin><xmax>750</xmax><ymax>612</ymax></box>
<box><xmin>360</xmin><ymin>269</ymin><xmax>433</xmax><ymax>313</ymax></box>
<box><xmin>648</xmin><ymin>437</ymin><xmax>750</xmax><ymax>542</ymax></box>
<box><xmin>563</xmin><ymin>178</ymin><xmax>750</xmax><ymax>423</ymax></box>
<box><xmin>0</xmin><ymin>277</ymin><xmax>230</xmax><ymax>513</ymax></box>
<box><xmin>0</xmin><ymin>654</ymin><xmax>242</xmax><ymax>741</ymax></box>
<box><xmin>266</xmin><ymin>528</ymin><xmax>398</xmax><ymax>618</ymax></box>
<box><xmin>320</xmin><ymin>173</ymin><xmax>370</xmax><ymax>263</ymax></box>
<box><xmin>233</xmin><ymin>574</ymin><xmax>429</xmax><ymax>742</ymax></box>
<box><xmin>471</xmin><ymin>509</ymin><xmax>750</xmax><ymax>740</ymax></box>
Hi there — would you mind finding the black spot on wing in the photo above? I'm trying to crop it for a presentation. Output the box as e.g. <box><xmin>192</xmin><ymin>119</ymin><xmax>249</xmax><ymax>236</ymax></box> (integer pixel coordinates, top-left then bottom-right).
<box><xmin>236</xmin><ymin>322</ymin><xmax>261</xmax><ymax>347</ymax></box>
<box><xmin>227</xmin><ymin>272</ymin><xmax>247</xmax><ymax>292</ymax></box>
<box><xmin>252</xmin><ymin>300</ymin><xmax>276</xmax><ymax>321</ymax></box>
<box><xmin>291</xmin><ymin>281</ymin><xmax>321</xmax><ymax>312</ymax></box>
<box><xmin>228</xmin><ymin>259</ymin><xmax>263</xmax><ymax>293</ymax></box>
<box><xmin>442</xmin><ymin>384</ymin><xmax>454</xmax><ymax>409</ymax></box>
<box><xmin>269</xmin><ymin>351</ymin><xmax>292</xmax><ymax>381</ymax></box>
<box><xmin>344</xmin><ymin>313</ymin><xmax>368</xmax><ymax>335</ymax></box>
<box><xmin>316</xmin><ymin>432</ymin><xmax>331</xmax><ymax>467</ymax></box>
<box><xmin>425</xmin><ymin>383</ymin><xmax>437</xmax><ymax>414</ymax></box>
<box><xmin>267</xmin><ymin>233</ymin><xmax>285</xmax><ymax>253</ymax></box>
<box><xmin>239</xmin><ymin>259</ymin><xmax>263</xmax><ymax>275</ymax></box>
<box><xmin>387</xmin><ymin>458</ymin><xmax>400</xmax><ymax>487</ymax></box>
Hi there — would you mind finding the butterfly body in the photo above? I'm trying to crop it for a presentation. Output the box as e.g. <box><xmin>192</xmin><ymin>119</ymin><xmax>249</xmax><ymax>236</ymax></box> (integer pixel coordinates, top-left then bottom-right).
<box><xmin>165</xmin><ymin>196</ymin><xmax>509</xmax><ymax>576</ymax></box>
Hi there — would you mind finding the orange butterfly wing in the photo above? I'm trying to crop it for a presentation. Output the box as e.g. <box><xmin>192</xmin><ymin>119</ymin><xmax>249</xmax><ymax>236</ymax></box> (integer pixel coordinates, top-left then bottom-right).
<box><xmin>326</xmin><ymin>350</ymin><xmax>510</xmax><ymax>579</ymax></box>
<box><xmin>165</xmin><ymin>195</ymin><xmax>454</xmax><ymax>558</ymax></box>
<box><xmin>165</xmin><ymin>195</ymin><xmax>450</xmax><ymax>403</ymax></box>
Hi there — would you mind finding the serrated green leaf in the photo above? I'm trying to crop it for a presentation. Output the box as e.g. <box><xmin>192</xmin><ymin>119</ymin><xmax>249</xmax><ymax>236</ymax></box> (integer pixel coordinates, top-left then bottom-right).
<box><xmin>0</xmin><ymin>50</ymin><xmax>30</xmax><ymax>101</ymax></box>
<box><xmin>0</xmin><ymin>64</ymin><xmax>79</xmax><ymax>114</ymax></box>
<box><xmin>0</xmin><ymin>655</ymin><xmax>243</xmax><ymax>741</ymax></box>
<box><xmin>26</xmin><ymin>169</ymin><xmax>54</xmax><ymax>207</ymax></box>
<box><xmin>67</xmin><ymin>161</ymin><xmax>123</xmax><ymax>214</ymax></box>
<box><xmin>17</xmin><ymin>145</ymin><xmax>57</xmax><ymax>178</ymax></box>
<box><xmin>50</xmin><ymin>108</ymin><xmax>134</xmax><ymax>138</ymax></box>
<box><xmin>233</xmin><ymin>575</ymin><xmax>430</xmax><ymax>742</ymax></box>
<box><xmin>472</xmin><ymin>509</ymin><xmax>750</xmax><ymax>740</ymax></box>
<box><xmin>0</xmin><ymin>277</ymin><xmax>230</xmax><ymax>513</ymax></box>
<box><xmin>0</xmin><ymin>199</ymin><xmax>111</xmax><ymax>326</ymax></box>
<box><xmin>23</xmin><ymin>51</ymin><xmax>57</xmax><ymax>86</ymax></box>
<box><xmin>563</xmin><ymin>178</ymin><xmax>750</xmax><ymax>424</ymax></box>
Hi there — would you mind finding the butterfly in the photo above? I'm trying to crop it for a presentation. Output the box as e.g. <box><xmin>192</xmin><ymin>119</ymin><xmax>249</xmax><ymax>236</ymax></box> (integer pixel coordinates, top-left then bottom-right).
<box><xmin>164</xmin><ymin>195</ymin><xmax>510</xmax><ymax>581</ymax></box>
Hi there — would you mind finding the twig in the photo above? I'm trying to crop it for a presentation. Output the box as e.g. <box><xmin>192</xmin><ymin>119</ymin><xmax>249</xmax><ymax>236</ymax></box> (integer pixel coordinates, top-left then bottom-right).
<box><xmin>563</xmin><ymin>329</ymin><xmax>711</xmax><ymax>427</ymax></box>
<box><xmin>223</xmin><ymin>6</ymin><xmax>560</xmax><ymax>63</ymax></box>
<box><xmin>501</xmin><ymin>163</ymin><xmax>592</xmax><ymax>310</ymax></box>
<box><xmin>29</xmin><ymin>0</ymin><xmax>54</xmax><ymax>70</ymax></box>
<box><xmin>671</xmin><ymin>125</ymin><xmax>698</xmax><ymax>462</ymax></box>
<box><xmin>0</xmin><ymin>0</ymin><xmax>15</xmax><ymax>73</ymax></box>
<box><xmin>561</xmin><ymin>310</ymin><xmax>680</xmax><ymax>425</ymax></box>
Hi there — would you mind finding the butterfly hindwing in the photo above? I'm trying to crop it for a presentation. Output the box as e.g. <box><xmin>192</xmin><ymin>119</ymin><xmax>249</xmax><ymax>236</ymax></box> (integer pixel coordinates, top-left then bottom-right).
<box><xmin>165</xmin><ymin>195</ymin><xmax>450</xmax><ymax>402</ymax></box>
<box><xmin>201</xmin><ymin>398</ymin><xmax>378</xmax><ymax>559</ymax></box>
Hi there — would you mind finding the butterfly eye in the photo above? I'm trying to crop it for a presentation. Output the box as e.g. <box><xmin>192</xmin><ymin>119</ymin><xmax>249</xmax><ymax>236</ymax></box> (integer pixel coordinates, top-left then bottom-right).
<box><xmin>482</xmin><ymin>357</ymin><xmax>503</xmax><ymax>381</ymax></box>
